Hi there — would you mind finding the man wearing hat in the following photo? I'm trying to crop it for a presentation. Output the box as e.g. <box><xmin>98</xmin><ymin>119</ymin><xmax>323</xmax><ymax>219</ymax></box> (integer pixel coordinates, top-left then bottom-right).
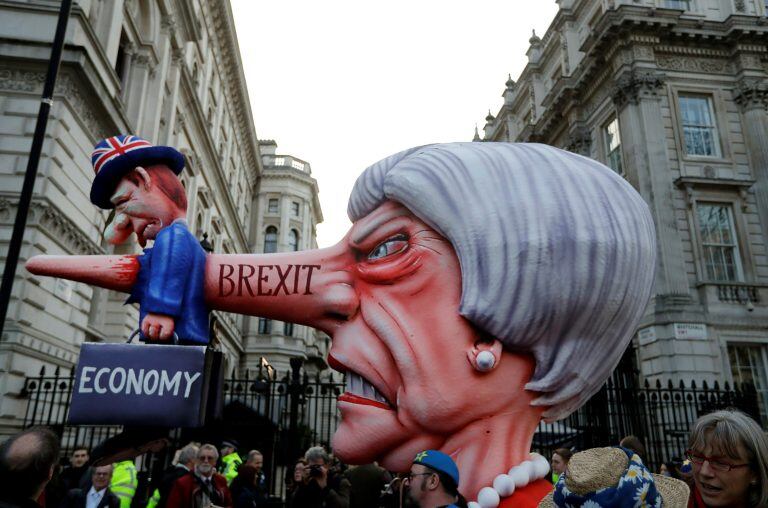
<box><xmin>406</xmin><ymin>450</ymin><xmax>462</xmax><ymax>508</ymax></box>
<box><xmin>90</xmin><ymin>134</ymin><xmax>208</xmax><ymax>344</ymax></box>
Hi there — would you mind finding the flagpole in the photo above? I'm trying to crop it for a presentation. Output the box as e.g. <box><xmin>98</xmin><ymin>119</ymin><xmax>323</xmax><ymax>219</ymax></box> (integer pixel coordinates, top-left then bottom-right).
<box><xmin>0</xmin><ymin>0</ymin><xmax>73</xmax><ymax>339</ymax></box>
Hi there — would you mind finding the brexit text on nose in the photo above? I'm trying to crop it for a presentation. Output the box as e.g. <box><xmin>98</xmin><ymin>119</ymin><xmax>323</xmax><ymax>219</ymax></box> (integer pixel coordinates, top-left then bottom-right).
<box><xmin>217</xmin><ymin>263</ymin><xmax>321</xmax><ymax>297</ymax></box>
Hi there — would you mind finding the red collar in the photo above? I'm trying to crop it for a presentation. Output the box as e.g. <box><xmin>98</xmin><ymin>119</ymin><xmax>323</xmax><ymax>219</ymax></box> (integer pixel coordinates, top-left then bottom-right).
<box><xmin>498</xmin><ymin>479</ymin><xmax>552</xmax><ymax>508</ymax></box>
<box><xmin>688</xmin><ymin>485</ymin><xmax>707</xmax><ymax>508</ymax></box>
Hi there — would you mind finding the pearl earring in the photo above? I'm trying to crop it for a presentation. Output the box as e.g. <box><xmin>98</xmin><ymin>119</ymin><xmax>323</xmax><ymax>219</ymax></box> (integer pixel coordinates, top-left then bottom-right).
<box><xmin>475</xmin><ymin>350</ymin><xmax>496</xmax><ymax>372</ymax></box>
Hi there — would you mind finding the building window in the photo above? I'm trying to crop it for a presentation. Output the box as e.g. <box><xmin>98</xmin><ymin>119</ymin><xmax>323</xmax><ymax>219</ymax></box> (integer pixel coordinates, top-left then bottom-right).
<box><xmin>284</xmin><ymin>322</ymin><xmax>294</xmax><ymax>336</ymax></box>
<box><xmin>114</xmin><ymin>31</ymin><xmax>130</xmax><ymax>89</ymax></box>
<box><xmin>288</xmin><ymin>229</ymin><xmax>299</xmax><ymax>252</ymax></box>
<box><xmin>680</xmin><ymin>95</ymin><xmax>721</xmax><ymax>157</ymax></box>
<box><xmin>664</xmin><ymin>0</ymin><xmax>690</xmax><ymax>8</ymax></box>
<box><xmin>697</xmin><ymin>203</ymin><xmax>742</xmax><ymax>282</ymax></box>
<box><xmin>258</xmin><ymin>318</ymin><xmax>271</xmax><ymax>334</ymax></box>
<box><xmin>268</xmin><ymin>198</ymin><xmax>278</xmax><ymax>214</ymax></box>
<box><xmin>264</xmin><ymin>226</ymin><xmax>278</xmax><ymax>253</ymax></box>
<box><xmin>292</xmin><ymin>202</ymin><xmax>300</xmax><ymax>217</ymax></box>
<box><xmin>603</xmin><ymin>118</ymin><xmax>623</xmax><ymax>175</ymax></box>
<box><xmin>728</xmin><ymin>343</ymin><xmax>768</xmax><ymax>426</ymax></box>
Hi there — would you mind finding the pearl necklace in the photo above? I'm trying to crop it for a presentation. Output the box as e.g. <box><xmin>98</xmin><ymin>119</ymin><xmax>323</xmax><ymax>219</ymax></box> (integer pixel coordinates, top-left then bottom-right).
<box><xmin>467</xmin><ymin>453</ymin><xmax>551</xmax><ymax>508</ymax></box>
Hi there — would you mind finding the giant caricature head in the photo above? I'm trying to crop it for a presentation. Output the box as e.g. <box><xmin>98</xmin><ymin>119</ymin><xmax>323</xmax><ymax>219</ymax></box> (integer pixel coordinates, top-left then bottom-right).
<box><xmin>323</xmin><ymin>142</ymin><xmax>656</xmax><ymax>489</ymax></box>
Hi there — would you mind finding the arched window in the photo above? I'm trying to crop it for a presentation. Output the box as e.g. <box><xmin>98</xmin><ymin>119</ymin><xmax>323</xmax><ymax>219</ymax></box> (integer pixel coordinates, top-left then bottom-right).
<box><xmin>264</xmin><ymin>226</ymin><xmax>278</xmax><ymax>253</ymax></box>
<box><xmin>288</xmin><ymin>229</ymin><xmax>299</xmax><ymax>252</ymax></box>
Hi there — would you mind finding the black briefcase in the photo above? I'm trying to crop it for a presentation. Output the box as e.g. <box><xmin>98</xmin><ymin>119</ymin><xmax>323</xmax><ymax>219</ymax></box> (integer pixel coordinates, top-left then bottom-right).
<box><xmin>68</xmin><ymin>342</ymin><xmax>222</xmax><ymax>427</ymax></box>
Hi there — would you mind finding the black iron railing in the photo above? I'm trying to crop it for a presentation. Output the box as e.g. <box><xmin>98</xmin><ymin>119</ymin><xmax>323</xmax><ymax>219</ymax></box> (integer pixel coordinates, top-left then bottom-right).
<box><xmin>530</xmin><ymin>376</ymin><xmax>761</xmax><ymax>473</ymax></box>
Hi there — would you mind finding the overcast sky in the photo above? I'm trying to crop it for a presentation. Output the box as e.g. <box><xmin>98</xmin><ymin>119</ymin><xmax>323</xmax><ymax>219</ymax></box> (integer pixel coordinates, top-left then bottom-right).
<box><xmin>231</xmin><ymin>1</ymin><xmax>560</xmax><ymax>247</ymax></box>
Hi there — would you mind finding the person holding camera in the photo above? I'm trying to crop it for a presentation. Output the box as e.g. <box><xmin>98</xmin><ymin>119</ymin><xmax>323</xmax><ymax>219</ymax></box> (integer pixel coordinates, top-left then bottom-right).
<box><xmin>289</xmin><ymin>447</ymin><xmax>350</xmax><ymax>508</ymax></box>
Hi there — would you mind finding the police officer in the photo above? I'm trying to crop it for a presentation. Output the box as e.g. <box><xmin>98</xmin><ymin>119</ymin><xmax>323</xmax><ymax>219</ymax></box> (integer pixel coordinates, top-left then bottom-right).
<box><xmin>110</xmin><ymin>460</ymin><xmax>138</xmax><ymax>508</ymax></box>
<box><xmin>220</xmin><ymin>440</ymin><xmax>242</xmax><ymax>486</ymax></box>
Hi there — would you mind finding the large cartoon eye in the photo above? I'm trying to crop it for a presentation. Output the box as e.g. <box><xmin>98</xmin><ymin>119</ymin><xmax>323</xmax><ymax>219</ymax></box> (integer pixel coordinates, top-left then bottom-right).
<box><xmin>367</xmin><ymin>234</ymin><xmax>408</xmax><ymax>261</ymax></box>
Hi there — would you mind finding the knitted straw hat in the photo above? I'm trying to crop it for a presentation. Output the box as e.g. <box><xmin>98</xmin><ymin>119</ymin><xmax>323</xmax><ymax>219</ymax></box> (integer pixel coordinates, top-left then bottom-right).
<box><xmin>539</xmin><ymin>447</ymin><xmax>690</xmax><ymax>508</ymax></box>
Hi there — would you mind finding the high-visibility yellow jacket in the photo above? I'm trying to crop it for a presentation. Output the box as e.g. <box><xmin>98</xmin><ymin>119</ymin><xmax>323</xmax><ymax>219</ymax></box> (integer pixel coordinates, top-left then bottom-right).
<box><xmin>110</xmin><ymin>460</ymin><xmax>138</xmax><ymax>508</ymax></box>
<box><xmin>221</xmin><ymin>452</ymin><xmax>242</xmax><ymax>485</ymax></box>
<box><xmin>146</xmin><ymin>488</ymin><xmax>160</xmax><ymax>508</ymax></box>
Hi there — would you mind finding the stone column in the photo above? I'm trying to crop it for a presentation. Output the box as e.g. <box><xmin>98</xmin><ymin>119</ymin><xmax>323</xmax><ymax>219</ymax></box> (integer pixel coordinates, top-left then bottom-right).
<box><xmin>141</xmin><ymin>14</ymin><xmax>175</xmax><ymax>139</ymax></box>
<box><xmin>123</xmin><ymin>51</ymin><xmax>151</xmax><ymax>131</ymax></box>
<box><xmin>734</xmin><ymin>79</ymin><xmax>768</xmax><ymax>239</ymax></box>
<box><xmin>613</xmin><ymin>69</ymin><xmax>690</xmax><ymax>299</ymax></box>
<box><xmin>280</xmin><ymin>194</ymin><xmax>291</xmax><ymax>251</ymax></box>
<box><xmin>159</xmin><ymin>46</ymin><xmax>184</xmax><ymax>146</ymax></box>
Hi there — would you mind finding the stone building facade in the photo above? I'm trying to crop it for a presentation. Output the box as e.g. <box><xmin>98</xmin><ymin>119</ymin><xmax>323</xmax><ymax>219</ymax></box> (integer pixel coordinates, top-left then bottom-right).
<box><xmin>246</xmin><ymin>140</ymin><xmax>328</xmax><ymax>374</ymax></box>
<box><xmin>0</xmin><ymin>0</ymin><xmax>324</xmax><ymax>434</ymax></box>
<box><xmin>479</xmin><ymin>0</ymin><xmax>768</xmax><ymax>422</ymax></box>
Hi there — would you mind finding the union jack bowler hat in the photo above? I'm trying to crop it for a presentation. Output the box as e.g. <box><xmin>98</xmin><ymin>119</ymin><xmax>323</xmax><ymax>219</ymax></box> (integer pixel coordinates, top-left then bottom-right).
<box><xmin>90</xmin><ymin>134</ymin><xmax>185</xmax><ymax>209</ymax></box>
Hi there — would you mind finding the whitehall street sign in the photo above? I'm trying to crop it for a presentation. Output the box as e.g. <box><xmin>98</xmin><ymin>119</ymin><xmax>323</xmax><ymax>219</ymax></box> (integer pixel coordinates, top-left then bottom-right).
<box><xmin>673</xmin><ymin>323</ymin><xmax>707</xmax><ymax>340</ymax></box>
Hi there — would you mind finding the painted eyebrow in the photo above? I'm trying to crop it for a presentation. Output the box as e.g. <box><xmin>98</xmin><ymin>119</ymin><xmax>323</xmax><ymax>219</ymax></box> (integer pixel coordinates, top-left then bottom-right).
<box><xmin>351</xmin><ymin>207</ymin><xmax>411</xmax><ymax>246</ymax></box>
<box><xmin>110</xmin><ymin>186</ymin><xmax>130</xmax><ymax>205</ymax></box>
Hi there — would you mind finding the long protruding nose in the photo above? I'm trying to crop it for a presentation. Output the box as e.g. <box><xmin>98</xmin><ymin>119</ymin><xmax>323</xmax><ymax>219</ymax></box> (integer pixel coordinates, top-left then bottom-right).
<box><xmin>205</xmin><ymin>240</ymin><xmax>358</xmax><ymax>334</ymax></box>
<box><xmin>26</xmin><ymin>255</ymin><xmax>140</xmax><ymax>293</ymax></box>
<box><xmin>26</xmin><ymin>240</ymin><xmax>359</xmax><ymax>335</ymax></box>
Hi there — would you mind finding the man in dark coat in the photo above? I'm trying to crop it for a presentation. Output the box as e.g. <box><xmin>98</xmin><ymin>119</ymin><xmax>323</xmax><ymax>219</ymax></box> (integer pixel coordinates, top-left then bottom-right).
<box><xmin>346</xmin><ymin>463</ymin><xmax>391</xmax><ymax>508</ymax></box>
<box><xmin>59</xmin><ymin>465</ymin><xmax>120</xmax><ymax>508</ymax></box>
<box><xmin>290</xmin><ymin>447</ymin><xmax>349</xmax><ymax>508</ymax></box>
<box><xmin>59</xmin><ymin>446</ymin><xmax>91</xmax><ymax>491</ymax></box>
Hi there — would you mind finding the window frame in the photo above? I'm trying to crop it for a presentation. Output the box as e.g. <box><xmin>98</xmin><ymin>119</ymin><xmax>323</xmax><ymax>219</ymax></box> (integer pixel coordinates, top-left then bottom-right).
<box><xmin>288</xmin><ymin>229</ymin><xmax>299</xmax><ymax>252</ymax></box>
<box><xmin>670</xmin><ymin>88</ymin><xmax>730</xmax><ymax>163</ymax></box>
<box><xmin>284</xmin><ymin>322</ymin><xmax>294</xmax><ymax>337</ymax></box>
<box><xmin>258</xmin><ymin>318</ymin><xmax>272</xmax><ymax>335</ymax></box>
<box><xmin>679</xmin><ymin>94</ymin><xmax>721</xmax><ymax>158</ymax></box>
<box><xmin>726</xmin><ymin>341</ymin><xmax>768</xmax><ymax>426</ymax></box>
<box><xmin>662</xmin><ymin>0</ymin><xmax>691</xmax><ymax>10</ymax></box>
<box><xmin>691</xmin><ymin>200</ymin><xmax>746</xmax><ymax>283</ymax></box>
<box><xmin>267</xmin><ymin>198</ymin><xmax>279</xmax><ymax>214</ymax></box>
<box><xmin>602</xmin><ymin>116</ymin><xmax>625</xmax><ymax>177</ymax></box>
<box><xmin>264</xmin><ymin>226</ymin><xmax>278</xmax><ymax>254</ymax></box>
<box><xmin>292</xmin><ymin>201</ymin><xmax>300</xmax><ymax>217</ymax></box>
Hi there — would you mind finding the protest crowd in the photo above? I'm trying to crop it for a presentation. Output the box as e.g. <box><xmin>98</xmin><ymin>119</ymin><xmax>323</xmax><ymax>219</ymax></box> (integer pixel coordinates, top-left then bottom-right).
<box><xmin>0</xmin><ymin>408</ymin><xmax>765</xmax><ymax>508</ymax></box>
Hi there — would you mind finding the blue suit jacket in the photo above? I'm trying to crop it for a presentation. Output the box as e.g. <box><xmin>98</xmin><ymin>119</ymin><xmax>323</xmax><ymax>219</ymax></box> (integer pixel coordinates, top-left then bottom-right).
<box><xmin>128</xmin><ymin>222</ymin><xmax>209</xmax><ymax>344</ymax></box>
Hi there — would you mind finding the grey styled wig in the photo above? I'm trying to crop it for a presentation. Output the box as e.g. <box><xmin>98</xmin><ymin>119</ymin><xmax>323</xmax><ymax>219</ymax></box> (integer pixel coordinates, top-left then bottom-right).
<box><xmin>348</xmin><ymin>143</ymin><xmax>656</xmax><ymax>420</ymax></box>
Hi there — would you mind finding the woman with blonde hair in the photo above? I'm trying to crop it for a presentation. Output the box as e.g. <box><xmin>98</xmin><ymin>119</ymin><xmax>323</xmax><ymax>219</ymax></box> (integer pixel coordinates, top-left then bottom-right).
<box><xmin>686</xmin><ymin>409</ymin><xmax>768</xmax><ymax>507</ymax></box>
